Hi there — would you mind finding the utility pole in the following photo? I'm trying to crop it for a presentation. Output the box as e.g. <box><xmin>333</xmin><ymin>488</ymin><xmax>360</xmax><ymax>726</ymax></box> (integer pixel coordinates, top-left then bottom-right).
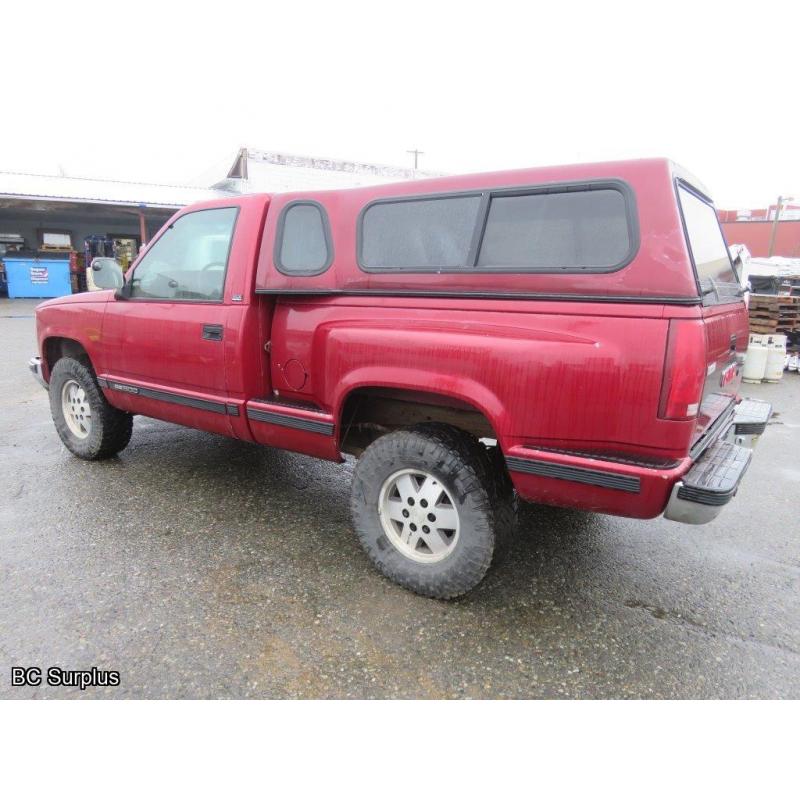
<box><xmin>406</xmin><ymin>148</ymin><xmax>424</xmax><ymax>170</ymax></box>
<box><xmin>768</xmin><ymin>195</ymin><xmax>793</xmax><ymax>257</ymax></box>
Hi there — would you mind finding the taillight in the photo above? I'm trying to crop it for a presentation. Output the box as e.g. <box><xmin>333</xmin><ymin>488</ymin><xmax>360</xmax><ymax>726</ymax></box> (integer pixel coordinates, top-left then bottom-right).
<box><xmin>658</xmin><ymin>320</ymin><xmax>707</xmax><ymax>420</ymax></box>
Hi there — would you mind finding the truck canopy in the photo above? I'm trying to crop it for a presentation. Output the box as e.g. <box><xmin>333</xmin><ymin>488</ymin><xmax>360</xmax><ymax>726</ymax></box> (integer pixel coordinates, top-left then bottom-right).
<box><xmin>254</xmin><ymin>158</ymin><xmax>702</xmax><ymax>303</ymax></box>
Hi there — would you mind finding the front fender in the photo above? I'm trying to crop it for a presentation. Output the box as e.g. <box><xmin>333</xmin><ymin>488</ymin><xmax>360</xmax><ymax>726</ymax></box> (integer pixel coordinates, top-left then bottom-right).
<box><xmin>36</xmin><ymin>296</ymin><xmax>110</xmax><ymax>379</ymax></box>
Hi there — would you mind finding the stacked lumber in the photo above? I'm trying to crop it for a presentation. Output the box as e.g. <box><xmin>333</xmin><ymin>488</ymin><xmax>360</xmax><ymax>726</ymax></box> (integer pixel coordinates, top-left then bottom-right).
<box><xmin>748</xmin><ymin>294</ymin><xmax>800</xmax><ymax>334</ymax></box>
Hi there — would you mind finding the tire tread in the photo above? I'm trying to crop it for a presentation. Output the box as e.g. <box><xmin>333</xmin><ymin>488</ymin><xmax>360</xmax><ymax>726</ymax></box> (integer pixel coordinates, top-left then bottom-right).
<box><xmin>350</xmin><ymin>423</ymin><xmax>517</xmax><ymax>599</ymax></box>
<box><xmin>49</xmin><ymin>358</ymin><xmax>133</xmax><ymax>460</ymax></box>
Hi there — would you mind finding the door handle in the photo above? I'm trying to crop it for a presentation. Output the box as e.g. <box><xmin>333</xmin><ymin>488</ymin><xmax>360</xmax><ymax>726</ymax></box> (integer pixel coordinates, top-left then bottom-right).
<box><xmin>202</xmin><ymin>323</ymin><xmax>224</xmax><ymax>341</ymax></box>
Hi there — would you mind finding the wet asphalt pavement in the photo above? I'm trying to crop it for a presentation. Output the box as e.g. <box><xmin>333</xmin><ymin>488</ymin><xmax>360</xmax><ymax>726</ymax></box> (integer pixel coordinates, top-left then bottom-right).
<box><xmin>2</xmin><ymin>298</ymin><xmax>799</xmax><ymax>698</ymax></box>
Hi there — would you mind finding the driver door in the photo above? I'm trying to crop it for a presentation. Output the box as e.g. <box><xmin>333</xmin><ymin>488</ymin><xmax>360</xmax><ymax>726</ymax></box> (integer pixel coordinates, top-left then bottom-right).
<box><xmin>99</xmin><ymin>205</ymin><xmax>239</xmax><ymax>436</ymax></box>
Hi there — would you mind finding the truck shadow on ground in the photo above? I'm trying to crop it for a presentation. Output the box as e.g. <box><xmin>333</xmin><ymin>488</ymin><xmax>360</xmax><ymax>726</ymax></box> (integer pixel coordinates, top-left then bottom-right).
<box><xmin>111</xmin><ymin>421</ymin><xmax>610</xmax><ymax>606</ymax></box>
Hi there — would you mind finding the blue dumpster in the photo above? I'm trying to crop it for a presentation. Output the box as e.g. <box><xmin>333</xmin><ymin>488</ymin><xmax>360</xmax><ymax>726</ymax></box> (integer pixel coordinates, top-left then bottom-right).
<box><xmin>3</xmin><ymin>256</ymin><xmax>72</xmax><ymax>299</ymax></box>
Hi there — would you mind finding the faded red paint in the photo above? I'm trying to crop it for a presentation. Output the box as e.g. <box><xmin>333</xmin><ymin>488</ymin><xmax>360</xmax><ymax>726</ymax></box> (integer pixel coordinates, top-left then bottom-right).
<box><xmin>256</xmin><ymin>158</ymin><xmax>699</xmax><ymax>300</ymax></box>
<box><xmin>34</xmin><ymin>158</ymin><xmax>749</xmax><ymax>520</ymax></box>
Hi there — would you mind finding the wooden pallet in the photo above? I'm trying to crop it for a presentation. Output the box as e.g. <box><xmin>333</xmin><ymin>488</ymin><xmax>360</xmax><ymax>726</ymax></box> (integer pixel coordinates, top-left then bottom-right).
<box><xmin>749</xmin><ymin>305</ymin><xmax>800</xmax><ymax>313</ymax></box>
<box><xmin>749</xmin><ymin>294</ymin><xmax>800</xmax><ymax>334</ymax></box>
<box><xmin>749</xmin><ymin>324</ymin><xmax>794</xmax><ymax>335</ymax></box>
<box><xmin>750</xmin><ymin>305</ymin><xmax>799</xmax><ymax>314</ymax></box>
<box><xmin>749</xmin><ymin>311</ymin><xmax>799</xmax><ymax>322</ymax></box>
<box><xmin>749</xmin><ymin>294</ymin><xmax>800</xmax><ymax>307</ymax></box>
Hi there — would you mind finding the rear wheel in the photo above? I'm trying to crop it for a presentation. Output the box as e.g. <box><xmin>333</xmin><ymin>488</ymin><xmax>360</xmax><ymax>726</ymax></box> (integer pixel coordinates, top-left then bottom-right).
<box><xmin>49</xmin><ymin>357</ymin><xmax>133</xmax><ymax>460</ymax></box>
<box><xmin>350</xmin><ymin>423</ymin><xmax>516</xmax><ymax>598</ymax></box>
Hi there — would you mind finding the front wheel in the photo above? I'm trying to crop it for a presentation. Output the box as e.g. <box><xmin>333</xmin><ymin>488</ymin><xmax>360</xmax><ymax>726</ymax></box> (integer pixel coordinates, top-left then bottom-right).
<box><xmin>350</xmin><ymin>424</ymin><xmax>515</xmax><ymax>599</ymax></box>
<box><xmin>49</xmin><ymin>357</ymin><xmax>133</xmax><ymax>460</ymax></box>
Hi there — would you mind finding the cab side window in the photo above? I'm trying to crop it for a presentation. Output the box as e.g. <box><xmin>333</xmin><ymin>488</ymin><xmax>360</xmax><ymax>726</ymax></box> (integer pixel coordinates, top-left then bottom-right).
<box><xmin>130</xmin><ymin>207</ymin><xmax>238</xmax><ymax>301</ymax></box>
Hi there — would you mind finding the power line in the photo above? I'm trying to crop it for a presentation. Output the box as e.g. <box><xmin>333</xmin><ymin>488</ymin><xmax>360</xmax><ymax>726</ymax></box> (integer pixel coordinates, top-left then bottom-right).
<box><xmin>406</xmin><ymin>149</ymin><xmax>424</xmax><ymax>170</ymax></box>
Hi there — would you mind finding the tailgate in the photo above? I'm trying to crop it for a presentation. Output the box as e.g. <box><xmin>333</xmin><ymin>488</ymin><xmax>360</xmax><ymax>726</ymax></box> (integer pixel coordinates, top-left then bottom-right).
<box><xmin>675</xmin><ymin>181</ymin><xmax>749</xmax><ymax>449</ymax></box>
<box><xmin>693</xmin><ymin>302</ymin><xmax>749</xmax><ymax>446</ymax></box>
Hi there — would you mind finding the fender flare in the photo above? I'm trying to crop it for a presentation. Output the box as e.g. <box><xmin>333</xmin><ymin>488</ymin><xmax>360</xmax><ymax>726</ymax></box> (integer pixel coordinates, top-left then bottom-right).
<box><xmin>333</xmin><ymin>366</ymin><xmax>508</xmax><ymax>447</ymax></box>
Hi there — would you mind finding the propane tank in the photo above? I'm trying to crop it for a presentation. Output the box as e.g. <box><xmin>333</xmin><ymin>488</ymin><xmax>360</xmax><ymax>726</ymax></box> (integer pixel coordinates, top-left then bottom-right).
<box><xmin>763</xmin><ymin>334</ymin><xmax>787</xmax><ymax>383</ymax></box>
<box><xmin>742</xmin><ymin>333</ymin><xmax>768</xmax><ymax>384</ymax></box>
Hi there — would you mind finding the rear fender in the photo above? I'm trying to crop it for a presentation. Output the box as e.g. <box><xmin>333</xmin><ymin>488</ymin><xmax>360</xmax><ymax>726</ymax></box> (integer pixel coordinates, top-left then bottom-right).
<box><xmin>333</xmin><ymin>367</ymin><xmax>506</xmax><ymax>448</ymax></box>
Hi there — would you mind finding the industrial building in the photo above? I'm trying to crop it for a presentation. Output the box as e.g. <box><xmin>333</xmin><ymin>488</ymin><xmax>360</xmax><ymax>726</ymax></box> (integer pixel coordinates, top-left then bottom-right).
<box><xmin>0</xmin><ymin>148</ymin><xmax>429</xmax><ymax>298</ymax></box>
<box><xmin>719</xmin><ymin>201</ymin><xmax>800</xmax><ymax>259</ymax></box>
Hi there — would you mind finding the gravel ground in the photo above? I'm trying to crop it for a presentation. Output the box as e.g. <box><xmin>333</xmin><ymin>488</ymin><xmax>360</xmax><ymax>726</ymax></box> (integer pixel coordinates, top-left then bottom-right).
<box><xmin>1</xmin><ymin>298</ymin><xmax>799</xmax><ymax>698</ymax></box>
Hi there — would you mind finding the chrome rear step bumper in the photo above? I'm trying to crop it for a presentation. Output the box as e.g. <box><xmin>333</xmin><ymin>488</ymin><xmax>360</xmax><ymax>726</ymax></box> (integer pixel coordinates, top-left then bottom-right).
<box><xmin>664</xmin><ymin>398</ymin><xmax>771</xmax><ymax>525</ymax></box>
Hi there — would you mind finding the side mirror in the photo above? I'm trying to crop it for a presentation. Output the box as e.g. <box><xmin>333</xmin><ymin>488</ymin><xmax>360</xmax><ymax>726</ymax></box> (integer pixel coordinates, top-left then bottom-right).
<box><xmin>90</xmin><ymin>257</ymin><xmax>124</xmax><ymax>291</ymax></box>
<box><xmin>113</xmin><ymin>283</ymin><xmax>131</xmax><ymax>301</ymax></box>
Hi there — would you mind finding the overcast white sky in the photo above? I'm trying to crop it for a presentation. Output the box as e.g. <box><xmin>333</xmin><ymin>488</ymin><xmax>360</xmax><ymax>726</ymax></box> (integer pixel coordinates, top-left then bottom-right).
<box><xmin>2</xmin><ymin>1</ymin><xmax>797</xmax><ymax>209</ymax></box>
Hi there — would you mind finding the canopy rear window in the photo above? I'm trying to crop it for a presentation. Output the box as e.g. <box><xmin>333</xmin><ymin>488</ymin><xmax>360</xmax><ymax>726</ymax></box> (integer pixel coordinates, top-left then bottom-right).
<box><xmin>677</xmin><ymin>184</ymin><xmax>739</xmax><ymax>303</ymax></box>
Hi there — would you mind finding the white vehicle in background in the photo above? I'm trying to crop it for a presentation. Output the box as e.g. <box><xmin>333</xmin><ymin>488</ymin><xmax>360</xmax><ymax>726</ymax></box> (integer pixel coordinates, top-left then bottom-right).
<box><xmin>732</xmin><ymin>245</ymin><xmax>800</xmax><ymax>295</ymax></box>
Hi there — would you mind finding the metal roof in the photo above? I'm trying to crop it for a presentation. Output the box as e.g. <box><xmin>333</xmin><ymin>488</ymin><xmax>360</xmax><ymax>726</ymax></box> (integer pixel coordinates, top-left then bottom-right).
<box><xmin>213</xmin><ymin>148</ymin><xmax>440</xmax><ymax>194</ymax></box>
<box><xmin>0</xmin><ymin>149</ymin><xmax>440</xmax><ymax>210</ymax></box>
<box><xmin>0</xmin><ymin>170</ymin><xmax>226</xmax><ymax>209</ymax></box>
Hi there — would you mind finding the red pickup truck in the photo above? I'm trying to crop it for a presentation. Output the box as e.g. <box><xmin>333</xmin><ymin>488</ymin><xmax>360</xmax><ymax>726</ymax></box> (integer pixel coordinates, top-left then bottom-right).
<box><xmin>30</xmin><ymin>158</ymin><xmax>771</xmax><ymax>598</ymax></box>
